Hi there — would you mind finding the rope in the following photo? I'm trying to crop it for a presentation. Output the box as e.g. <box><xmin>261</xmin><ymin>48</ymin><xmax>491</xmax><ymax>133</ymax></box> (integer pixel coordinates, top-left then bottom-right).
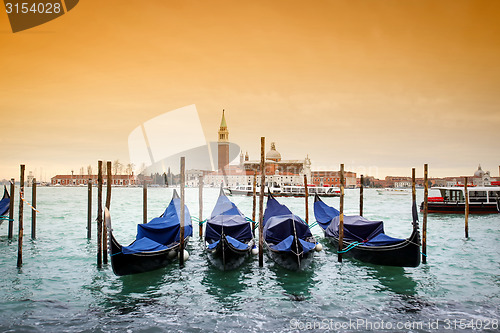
<box><xmin>334</xmin><ymin>241</ymin><xmax>361</xmax><ymax>254</ymax></box>
<box><xmin>0</xmin><ymin>215</ymin><xmax>14</xmax><ymax>221</ymax></box>
<box><xmin>20</xmin><ymin>193</ymin><xmax>40</xmax><ymax>214</ymax></box>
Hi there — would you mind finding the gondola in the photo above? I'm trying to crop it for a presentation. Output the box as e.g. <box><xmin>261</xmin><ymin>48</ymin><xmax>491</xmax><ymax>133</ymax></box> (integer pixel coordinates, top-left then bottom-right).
<box><xmin>263</xmin><ymin>192</ymin><xmax>317</xmax><ymax>271</ymax></box>
<box><xmin>0</xmin><ymin>186</ymin><xmax>10</xmax><ymax>225</ymax></box>
<box><xmin>106</xmin><ymin>190</ymin><xmax>193</xmax><ymax>276</ymax></box>
<box><xmin>205</xmin><ymin>187</ymin><xmax>254</xmax><ymax>270</ymax></box>
<box><xmin>314</xmin><ymin>194</ymin><xmax>420</xmax><ymax>267</ymax></box>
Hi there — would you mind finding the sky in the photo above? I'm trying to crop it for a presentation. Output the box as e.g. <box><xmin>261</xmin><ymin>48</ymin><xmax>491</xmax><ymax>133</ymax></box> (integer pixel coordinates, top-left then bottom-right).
<box><xmin>1</xmin><ymin>0</ymin><xmax>499</xmax><ymax>181</ymax></box>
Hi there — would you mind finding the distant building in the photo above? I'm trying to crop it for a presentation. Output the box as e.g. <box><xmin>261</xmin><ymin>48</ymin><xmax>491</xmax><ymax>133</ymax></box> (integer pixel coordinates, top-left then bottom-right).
<box><xmin>311</xmin><ymin>170</ymin><xmax>357</xmax><ymax>188</ymax></box>
<box><xmin>51</xmin><ymin>174</ymin><xmax>137</xmax><ymax>186</ymax></box>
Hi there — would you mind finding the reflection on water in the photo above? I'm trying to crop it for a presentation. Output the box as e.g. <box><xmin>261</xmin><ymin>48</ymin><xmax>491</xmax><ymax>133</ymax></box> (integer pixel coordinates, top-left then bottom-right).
<box><xmin>271</xmin><ymin>263</ymin><xmax>316</xmax><ymax>301</ymax></box>
<box><xmin>202</xmin><ymin>259</ymin><xmax>252</xmax><ymax>310</ymax></box>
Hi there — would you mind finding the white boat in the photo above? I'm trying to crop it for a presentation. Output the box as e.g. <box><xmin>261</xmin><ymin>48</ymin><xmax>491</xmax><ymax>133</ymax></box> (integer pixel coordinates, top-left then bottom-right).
<box><xmin>376</xmin><ymin>188</ymin><xmax>411</xmax><ymax>195</ymax></box>
<box><xmin>227</xmin><ymin>185</ymin><xmax>340</xmax><ymax>197</ymax></box>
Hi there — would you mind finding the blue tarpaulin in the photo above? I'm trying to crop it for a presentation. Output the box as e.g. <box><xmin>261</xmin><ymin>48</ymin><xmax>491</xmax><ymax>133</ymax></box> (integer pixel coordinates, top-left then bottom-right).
<box><xmin>263</xmin><ymin>195</ymin><xmax>314</xmax><ymax>254</ymax></box>
<box><xmin>122</xmin><ymin>237</ymin><xmax>168</xmax><ymax>254</ymax></box>
<box><xmin>0</xmin><ymin>186</ymin><xmax>10</xmax><ymax>217</ymax></box>
<box><xmin>363</xmin><ymin>233</ymin><xmax>404</xmax><ymax>246</ymax></box>
<box><xmin>205</xmin><ymin>189</ymin><xmax>253</xmax><ymax>244</ymax></box>
<box><xmin>124</xmin><ymin>190</ymin><xmax>193</xmax><ymax>253</ymax></box>
<box><xmin>326</xmin><ymin>215</ymin><xmax>384</xmax><ymax>242</ymax></box>
<box><xmin>313</xmin><ymin>195</ymin><xmax>340</xmax><ymax>230</ymax></box>
<box><xmin>268</xmin><ymin>235</ymin><xmax>316</xmax><ymax>254</ymax></box>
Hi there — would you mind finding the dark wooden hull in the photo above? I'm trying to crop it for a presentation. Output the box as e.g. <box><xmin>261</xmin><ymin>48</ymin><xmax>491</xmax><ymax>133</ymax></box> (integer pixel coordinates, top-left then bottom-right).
<box><xmin>109</xmin><ymin>232</ymin><xmax>187</xmax><ymax>276</ymax></box>
<box><xmin>206</xmin><ymin>235</ymin><xmax>254</xmax><ymax>270</ymax></box>
<box><xmin>421</xmin><ymin>202</ymin><xmax>499</xmax><ymax>214</ymax></box>
<box><xmin>264</xmin><ymin>238</ymin><xmax>315</xmax><ymax>271</ymax></box>
<box><xmin>326</xmin><ymin>229</ymin><xmax>421</xmax><ymax>267</ymax></box>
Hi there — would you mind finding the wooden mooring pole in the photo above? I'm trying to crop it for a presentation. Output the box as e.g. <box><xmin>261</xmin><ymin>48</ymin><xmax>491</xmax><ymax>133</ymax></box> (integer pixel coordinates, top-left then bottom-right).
<box><xmin>8</xmin><ymin>178</ymin><xmax>14</xmax><ymax>239</ymax></box>
<box><xmin>252</xmin><ymin>171</ymin><xmax>257</xmax><ymax>233</ymax></box>
<box><xmin>422</xmin><ymin>164</ymin><xmax>428</xmax><ymax>264</ymax></box>
<box><xmin>87</xmin><ymin>179</ymin><xmax>92</xmax><ymax>239</ymax></box>
<box><xmin>143</xmin><ymin>181</ymin><xmax>147</xmax><ymax>224</ymax></box>
<box><xmin>304</xmin><ymin>174</ymin><xmax>309</xmax><ymax>224</ymax></box>
<box><xmin>359</xmin><ymin>174</ymin><xmax>364</xmax><ymax>216</ymax></box>
<box><xmin>179</xmin><ymin>157</ymin><xmax>186</xmax><ymax>268</ymax></box>
<box><xmin>97</xmin><ymin>161</ymin><xmax>103</xmax><ymax>268</ymax></box>
<box><xmin>198</xmin><ymin>175</ymin><xmax>203</xmax><ymax>238</ymax></box>
<box><xmin>338</xmin><ymin>164</ymin><xmax>345</xmax><ymax>263</ymax></box>
<box><xmin>412</xmin><ymin>168</ymin><xmax>416</xmax><ymax>203</ymax></box>
<box><xmin>104</xmin><ymin>161</ymin><xmax>112</xmax><ymax>264</ymax></box>
<box><xmin>465</xmin><ymin>176</ymin><xmax>469</xmax><ymax>239</ymax></box>
<box><xmin>31</xmin><ymin>178</ymin><xmax>36</xmax><ymax>239</ymax></box>
<box><xmin>17</xmin><ymin>165</ymin><xmax>25</xmax><ymax>268</ymax></box>
<box><xmin>258</xmin><ymin>137</ymin><xmax>265</xmax><ymax>267</ymax></box>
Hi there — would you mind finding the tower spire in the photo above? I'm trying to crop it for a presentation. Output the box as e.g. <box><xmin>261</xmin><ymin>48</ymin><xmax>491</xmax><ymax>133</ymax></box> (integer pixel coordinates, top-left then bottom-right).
<box><xmin>218</xmin><ymin>109</ymin><xmax>229</xmax><ymax>170</ymax></box>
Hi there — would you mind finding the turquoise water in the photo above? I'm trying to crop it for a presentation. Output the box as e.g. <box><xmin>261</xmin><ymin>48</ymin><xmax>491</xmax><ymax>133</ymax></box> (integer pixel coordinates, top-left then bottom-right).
<box><xmin>0</xmin><ymin>187</ymin><xmax>499</xmax><ymax>332</ymax></box>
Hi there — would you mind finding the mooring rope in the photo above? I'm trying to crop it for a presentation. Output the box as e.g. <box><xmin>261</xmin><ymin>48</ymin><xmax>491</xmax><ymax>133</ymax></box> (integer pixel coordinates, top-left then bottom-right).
<box><xmin>20</xmin><ymin>193</ymin><xmax>40</xmax><ymax>214</ymax></box>
<box><xmin>335</xmin><ymin>241</ymin><xmax>361</xmax><ymax>254</ymax></box>
<box><xmin>0</xmin><ymin>215</ymin><xmax>14</xmax><ymax>221</ymax></box>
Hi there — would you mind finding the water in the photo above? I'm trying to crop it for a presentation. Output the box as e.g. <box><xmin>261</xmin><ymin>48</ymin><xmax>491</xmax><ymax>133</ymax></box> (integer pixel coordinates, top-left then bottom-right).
<box><xmin>1</xmin><ymin>187</ymin><xmax>499</xmax><ymax>332</ymax></box>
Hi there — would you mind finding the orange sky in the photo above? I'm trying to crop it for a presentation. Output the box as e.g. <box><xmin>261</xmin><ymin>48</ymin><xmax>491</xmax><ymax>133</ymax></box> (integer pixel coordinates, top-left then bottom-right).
<box><xmin>1</xmin><ymin>0</ymin><xmax>499</xmax><ymax>180</ymax></box>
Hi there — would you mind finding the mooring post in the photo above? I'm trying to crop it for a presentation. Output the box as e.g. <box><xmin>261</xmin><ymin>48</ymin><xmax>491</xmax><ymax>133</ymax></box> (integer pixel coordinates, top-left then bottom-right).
<box><xmin>87</xmin><ymin>179</ymin><xmax>92</xmax><ymax>239</ymax></box>
<box><xmin>198</xmin><ymin>175</ymin><xmax>203</xmax><ymax>238</ymax></box>
<box><xmin>179</xmin><ymin>157</ymin><xmax>186</xmax><ymax>268</ymax></box>
<box><xmin>8</xmin><ymin>178</ymin><xmax>14</xmax><ymax>239</ymax></box>
<box><xmin>104</xmin><ymin>161</ymin><xmax>112</xmax><ymax>264</ymax></box>
<box><xmin>143</xmin><ymin>181</ymin><xmax>147</xmax><ymax>224</ymax></box>
<box><xmin>31</xmin><ymin>177</ymin><xmax>36</xmax><ymax>239</ymax></box>
<box><xmin>338</xmin><ymin>164</ymin><xmax>345</xmax><ymax>263</ymax></box>
<box><xmin>252</xmin><ymin>171</ymin><xmax>257</xmax><ymax>233</ymax></box>
<box><xmin>422</xmin><ymin>164</ymin><xmax>428</xmax><ymax>264</ymax></box>
<box><xmin>359</xmin><ymin>174</ymin><xmax>364</xmax><ymax>216</ymax></box>
<box><xmin>258</xmin><ymin>137</ymin><xmax>265</xmax><ymax>267</ymax></box>
<box><xmin>17</xmin><ymin>165</ymin><xmax>25</xmax><ymax>268</ymax></box>
<box><xmin>97</xmin><ymin>161</ymin><xmax>103</xmax><ymax>268</ymax></box>
<box><xmin>412</xmin><ymin>168</ymin><xmax>416</xmax><ymax>203</ymax></box>
<box><xmin>304</xmin><ymin>174</ymin><xmax>309</xmax><ymax>224</ymax></box>
<box><xmin>464</xmin><ymin>176</ymin><xmax>469</xmax><ymax>239</ymax></box>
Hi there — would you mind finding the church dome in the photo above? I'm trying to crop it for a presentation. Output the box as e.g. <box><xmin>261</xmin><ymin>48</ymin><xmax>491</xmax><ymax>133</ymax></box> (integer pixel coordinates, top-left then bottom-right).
<box><xmin>474</xmin><ymin>164</ymin><xmax>484</xmax><ymax>178</ymax></box>
<box><xmin>266</xmin><ymin>142</ymin><xmax>281</xmax><ymax>162</ymax></box>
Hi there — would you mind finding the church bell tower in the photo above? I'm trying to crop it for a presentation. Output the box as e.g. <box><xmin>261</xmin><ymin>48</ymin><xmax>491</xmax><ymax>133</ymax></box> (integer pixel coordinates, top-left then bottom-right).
<box><xmin>218</xmin><ymin>109</ymin><xmax>229</xmax><ymax>170</ymax></box>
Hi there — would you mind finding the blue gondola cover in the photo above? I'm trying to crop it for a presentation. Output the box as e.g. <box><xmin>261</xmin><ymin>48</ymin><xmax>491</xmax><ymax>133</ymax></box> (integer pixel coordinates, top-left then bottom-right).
<box><xmin>313</xmin><ymin>197</ymin><xmax>340</xmax><ymax>230</ymax></box>
<box><xmin>363</xmin><ymin>233</ymin><xmax>404</xmax><ymax>246</ymax></box>
<box><xmin>263</xmin><ymin>195</ymin><xmax>315</xmax><ymax>254</ymax></box>
<box><xmin>206</xmin><ymin>189</ymin><xmax>252</xmax><ymax>243</ymax></box>
<box><xmin>0</xmin><ymin>186</ymin><xmax>10</xmax><ymax>217</ymax></box>
<box><xmin>127</xmin><ymin>190</ymin><xmax>193</xmax><ymax>253</ymax></box>
<box><xmin>122</xmin><ymin>237</ymin><xmax>169</xmax><ymax>254</ymax></box>
<box><xmin>326</xmin><ymin>215</ymin><xmax>384</xmax><ymax>242</ymax></box>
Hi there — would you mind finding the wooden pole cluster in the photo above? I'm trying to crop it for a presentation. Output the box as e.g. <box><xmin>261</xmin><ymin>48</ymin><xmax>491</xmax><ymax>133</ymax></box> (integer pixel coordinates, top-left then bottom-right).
<box><xmin>104</xmin><ymin>161</ymin><xmax>112</xmax><ymax>264</ymax></box>
<box><xmin>31</xmin><ymin>177</ymin><xmax>36</xmax><ymax>239</ymax></box>
<box><xmin>304</xmin><ymin>175</ymin><xmax>309</xmax><ymax>224</ymax></box>
<box><xmin>198</xmin><ymin>175</ymin><xmax>203</xmax><ymax>238</ymax></box>
<box><xmin>143</xmin><ymin>181</ymin><xmax>147</xmax><ymax>224</ymax></box>
<box><xmin>422</xmin><ymin>164</ymin><xmax>428</xmax><ymax>264</ymax></box>
<box><xmin>258</xmin><ymin>137</ymin><xmax>265</xmax><ymax>267</ymax></box>
<box><xmin>338</xmin><ymin>164</ymin><xmax>345</xmax><ymax>263</ymax></box>
<box><xmin>179</xmin><ymin>157</ymin><xmax>186</xmax><ymax>268</ymax></box>
<box><xmin>97</xmin><ymin>161</ymin><xmax>103</xmax><ymax>268</ymax></box>
<box><xmin>464</xmin><ymin>176</ymin><xmax>469</xmax><ymax>239</ymax></box>
<box><xmin>17</xmin><ymin>165</ymin><xmax>25</xmax><ymax>268</ymax></box>
<box><xmin>359</xmin><ymin>174</ymin><xmax>364</xmax><ymax>216</ymax></box>
<box><xmin>87</xmin><ymin>179</ymin><xmax>92</xmax><ymax>239</ymax></box>
<box><xmin>8</xmin><ymin>178</ymin><xmax>14</xmax><ymax>239</ymax></box>
<box><xmin>252</xmin><ymin>171</ymin><xmax>257</xmax><ymax>233</ymax></box>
